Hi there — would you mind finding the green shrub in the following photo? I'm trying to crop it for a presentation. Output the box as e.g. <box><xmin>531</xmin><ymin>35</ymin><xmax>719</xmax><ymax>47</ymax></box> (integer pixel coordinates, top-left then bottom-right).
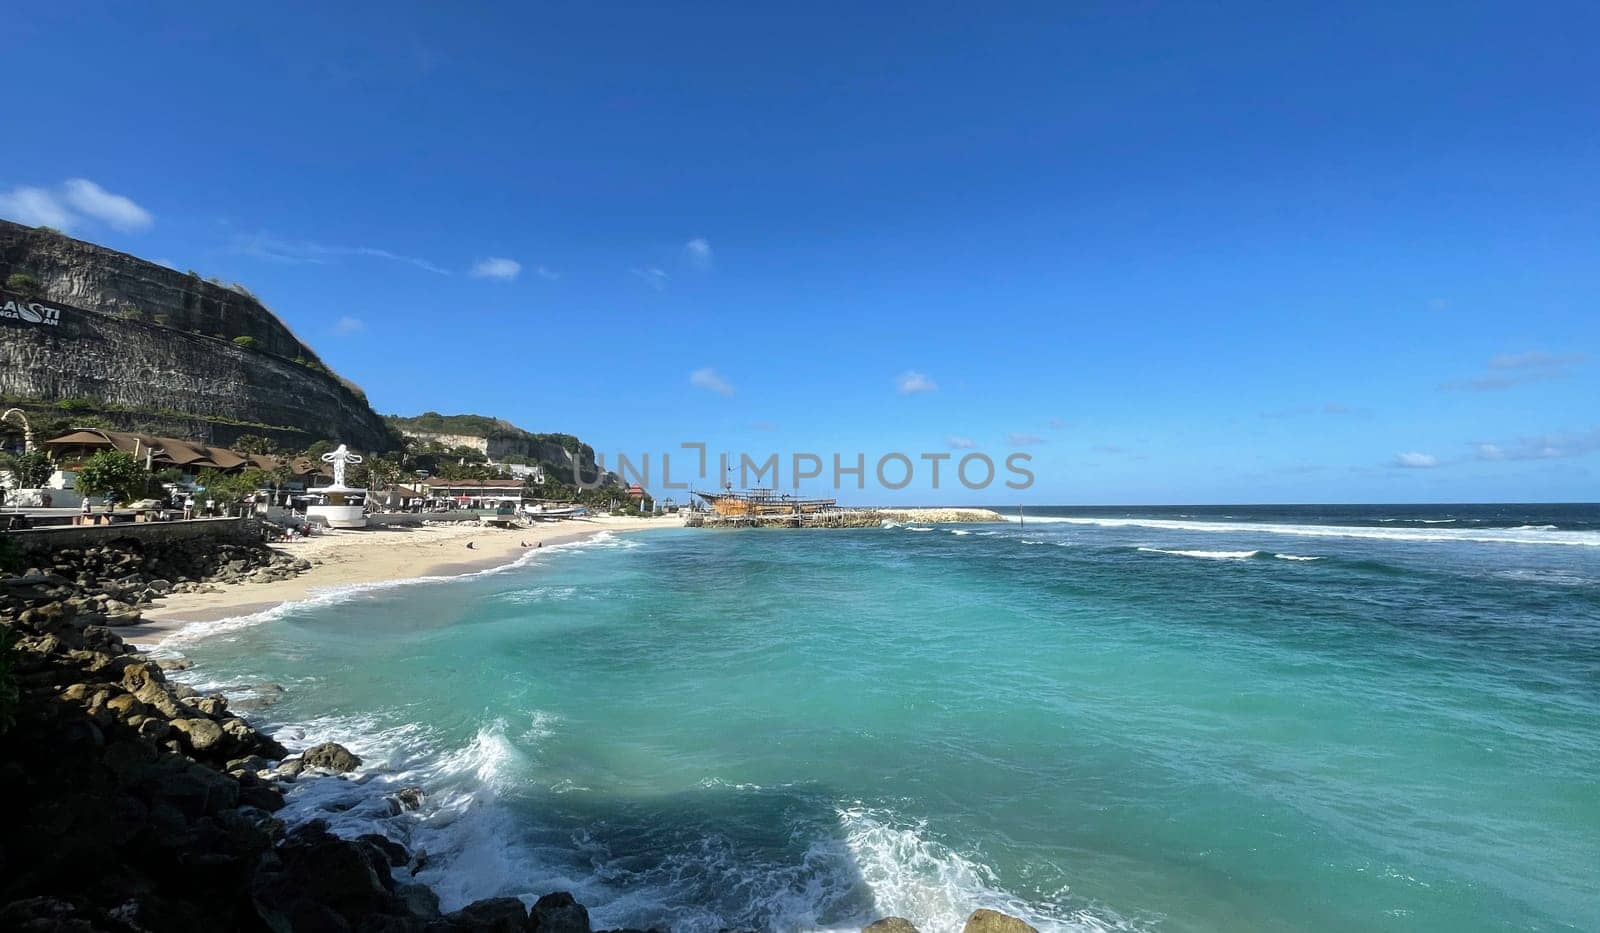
<box><xmin>76</xmin><ymin>450</ymin><xmax>149</xmax><ymax>504</ymax></box>
<box><xmin>232</xmin><ymin>433</ymin><xmax>276</xmax><ymax>455</ymax></box>
<box><xmin>197</xmin><ymin>467</ymin><xmax>270</xmax><ymax>504</ymax></box>
<box><xmin>232</xmin><ymin>335</ymin><xmax>259</xmax><ymax>349</ymax></box>
<box><xmin>4</xmin><ymin>272</ymin><xmax>39</xmax><ymax>297</ymax></box>
<box><xmin>118</xmin><ymin>305</ymin><xmax>143</xmax><ymax>321</ymax></box>
<box><xmin>55</xmin><ymin>398</ymin><xmax>95</xmax><ymax>413</ymax></box>
<box><xmin>4</xmin><ymin>449</ymin><xmax>53</xmax><ymax>487</ymax></box>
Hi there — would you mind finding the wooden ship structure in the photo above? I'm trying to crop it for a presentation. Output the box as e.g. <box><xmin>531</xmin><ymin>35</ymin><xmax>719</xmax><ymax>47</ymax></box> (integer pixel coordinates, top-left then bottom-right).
<box><xmin>687</xmin><ymin>487</ymin><xmax>882</xmax><ymax>528</ymax></box>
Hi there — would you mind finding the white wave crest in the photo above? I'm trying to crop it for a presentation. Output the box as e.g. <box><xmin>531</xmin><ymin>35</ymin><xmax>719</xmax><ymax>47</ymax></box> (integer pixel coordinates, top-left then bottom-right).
<box><xmin>1007</xmin><ymin>515</ymin><xmax>1599</xmax><ymax>547</ymax></box>
<box><xmin>1137</xmin><ymin>547</ymin><xmax>1261</xmax><ymax>560</ymax></box>
<box><xmin>1492</xmin><ymin>568</ymin><xmax>1596</xmax><ymax>587</ymax></box>
<box><xmin>1136</xmin><ymin>548</ymin><xmax>1319</xmax><ymax>562</ymax></box>
<box><xmin>837</xmin><ymin>807</ymin><xmax>1138</xmax><ymax>933</ymax></box>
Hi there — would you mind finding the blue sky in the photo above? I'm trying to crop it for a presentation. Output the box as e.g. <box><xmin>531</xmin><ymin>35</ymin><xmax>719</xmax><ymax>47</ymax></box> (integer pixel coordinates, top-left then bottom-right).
<box><xmin>4</xmin><ymin>2</ymin><xmax>1597</xmax><ymax>504</ymax></box>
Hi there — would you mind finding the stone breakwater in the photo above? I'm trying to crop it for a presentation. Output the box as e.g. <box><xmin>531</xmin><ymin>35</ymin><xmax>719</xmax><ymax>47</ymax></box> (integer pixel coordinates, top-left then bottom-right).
<box><xmin>875</xmin><ymin>508</ymin><xmax>1004</xmax><ymax>523</ymax></box>
<box><xmin>0</xmin><ymin>534</ymin><xmax>1042</xmax><ymax>932</ymax></box>
<box><xmin>6</xmin><ymin>536</ymin><xmax>312</xmax><ymax>629</ymax></box>
<box><xmin>686</xmin><ymin>507</ymin><xmax>1004</xmax><ymax>529</ymax></box>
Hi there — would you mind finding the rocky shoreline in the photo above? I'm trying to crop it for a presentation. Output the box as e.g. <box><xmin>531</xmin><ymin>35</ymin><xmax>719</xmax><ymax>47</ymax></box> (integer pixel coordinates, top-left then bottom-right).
<box><xmin>0</xmin><ymin>533</ymin><xmax>1040</xmax><ymax>933</ymax></box>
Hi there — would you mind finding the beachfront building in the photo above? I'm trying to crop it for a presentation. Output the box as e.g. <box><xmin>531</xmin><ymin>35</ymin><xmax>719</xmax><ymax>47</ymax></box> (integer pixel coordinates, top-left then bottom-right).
<box><xmin>371</xmin><ymin>484</ymin><xmax>429</xmax><ymax>510</ymax></box>
<box><xmin>41</xmin><ymin>429</ymin><xmax>330</xmax><ymax>486</ymax></box>
<box><xmin>43</xmin><ymin>429</ymin><xmax>322</xmax><ymax>477</ymax></box>
<box><xmin>418</xmin><ymin>476</ymin><xmax>526</xmax><ymax>509</ymax></box>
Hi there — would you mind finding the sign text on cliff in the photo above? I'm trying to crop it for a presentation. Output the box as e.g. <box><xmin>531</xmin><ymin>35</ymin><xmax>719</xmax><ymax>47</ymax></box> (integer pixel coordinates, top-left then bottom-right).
<box><xmin>0</xmin><ymin>290</ymin><xmax>63</xmax><ymax>326</ymax></box>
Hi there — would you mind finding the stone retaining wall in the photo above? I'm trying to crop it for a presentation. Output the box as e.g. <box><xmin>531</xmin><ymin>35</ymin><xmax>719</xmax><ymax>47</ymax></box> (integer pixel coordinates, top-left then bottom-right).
<box><xmin>3</xmin><ymin>516</ymin><xmax>257</xmax><ymax>555</ymax></box>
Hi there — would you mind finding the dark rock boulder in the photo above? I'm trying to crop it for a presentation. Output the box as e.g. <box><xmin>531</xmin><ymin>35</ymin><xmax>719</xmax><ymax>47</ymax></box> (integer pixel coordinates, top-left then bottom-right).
<box><xmin>396</xmin><ymin>883</ymin><xmax>442</xmax><ymax>919</ymax></box>
<box><xmin>359</xmin><ymin>833</ymin><xmax>412</xmax><ymax>868</ymax></box>
<box><xmin>963</xmin><ymin>909</ymin><xmax>1038</xmax><ymax>933</ymax></box>
<box><xmin>0</xmin><ymin>896</ymin><xmax>143</xmax><ymax>933</ymax></box>
<box><xmin>303</xmin><ymin>742</ymin><xmax>363</xmax><ymax>773</ymax></box>
<box><xmin>169</xmin><ymin>717</ymin><xmax>225</xmax><ymax>755</ymax></box>
<box><xmin>530</xmin><ymin>892</ymin><xmax>591</xmax><ymax>933</ymax></box>
<box><xmin>251</xmin><ymin>822</ymin><xmax>401</xmax><ymax>931</ymax></box>
<box><xmin>392</xmin><ymin>786</ymin><xmax>426</xmax><ymax>811</ymax></box>
<box><xmin>445</xmin><ymin>897</ymin><xmax>530</xmax><ymax>933</ymax></box>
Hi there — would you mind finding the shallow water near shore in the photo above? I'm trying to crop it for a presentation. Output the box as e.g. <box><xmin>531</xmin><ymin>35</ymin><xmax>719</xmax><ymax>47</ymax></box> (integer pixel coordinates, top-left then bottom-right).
<box><xmin>167</xmin><ymin>508</ymin><xmax>1600</xmax><ymax>932</ymax></box>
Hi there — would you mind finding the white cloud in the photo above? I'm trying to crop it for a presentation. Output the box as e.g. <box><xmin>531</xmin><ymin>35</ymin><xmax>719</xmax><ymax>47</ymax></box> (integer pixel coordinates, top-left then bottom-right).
<box><xmin>0</xmin><ymin>179</ymin><xmax>152</xmax><ymax>233</ymax></box>
<box><xmin>1007</xmin><ymin>433</ymin><xmax>1045</xmax><ymax>447</ymax></box>
<box><xmin>62</xmin><ymin>178</ymin><xmax>153</xmax><ymax>231</ymax></box>
<box><xmin>1395</xmin><ymin>451</ymin><xmax>1438</xmax><ymax>468</ymax></box>
<box><xmin>333</xmin><ymin>316</ymin><xmax>365</xmax><ymax>336</ymax></box>
<box><xmin>470</xmin><ymin>257</ymin><xmax>522</xmax><ymax>281</ymax></box>
<box><xmin>632</xmin><ymin>267</ymin><xmax>669</xmax><ymax>291</ymax></box>
<box><xmin>534</xmin><ymin>265</ymin><xmax>559</xmax><ymax>280</ymax></box>
<box><xmin>689</xmin><ymin>367</ymin><xmax>734</xmax><ymax>396</ymax></box>
<box><xmin>357</xmin><ymin>247</ymin><xmax>449</xmax><ymax>275</ymax></box>
<box><xmin>233</xmin><ymin>233</ymin><xmax>449</xmax><ymax>275</ymax></box>
<box><xmin>0</xmin><ymin>185</ymin><xmax>75</xmax><ymax>229</ymax></box>
<box><xmin>896</xmin><ymin>370</ymin><xmax>937</xmax><ymax>395</ymax></box>
<box><xmin>947</xmin><ymin>436</ymin><xmax>977</xmax><ymax>450</ymax></box>
<box><xmin>1443</xmin><ymin>351</ymin><xmax>1586</xmax><ymax>391</ymax></box>
<box><xmin>1473</xmin><ymin>428</ymin><xmax>1600</xmax><ymax>462</ymax></box>
<box><xmin>685</xmin><ymin>237</ymin><xmax>713</xmax><ymax>270</ymax></box>
<box><xmin>1487</xmin><ymin>350</ymin><xmax>1584</xmax><ymax>370</ymax></box>
<box><xmin>1261</xmin><ymin>401</ymin><xmax>1365</xmax><ymax>418</ymax></box>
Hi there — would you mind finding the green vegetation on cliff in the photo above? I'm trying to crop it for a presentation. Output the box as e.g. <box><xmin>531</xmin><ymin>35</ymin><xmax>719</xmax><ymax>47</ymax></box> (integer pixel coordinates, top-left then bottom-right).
<box><xmin>384</xmin><ymin>412</ymin><xmax>520</xmax><ymax>438</ymax></box>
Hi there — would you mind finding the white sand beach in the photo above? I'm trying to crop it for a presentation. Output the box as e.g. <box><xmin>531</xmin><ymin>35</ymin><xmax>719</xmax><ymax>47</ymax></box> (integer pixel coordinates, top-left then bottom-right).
<box><xmin>123</xmin><ymin>514</ymin><xmax>680</xmax><ymax>646</ymax></box>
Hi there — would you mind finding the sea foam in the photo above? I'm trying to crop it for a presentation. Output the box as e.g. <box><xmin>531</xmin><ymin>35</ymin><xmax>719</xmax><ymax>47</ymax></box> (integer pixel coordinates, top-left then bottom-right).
<box><xmin>1006</xmin><ymin>515</ymin><xmax>1600</xmax><ymax>547</ymax></box>
<box><xmin>1136</xmin><ymin>547</ymin><xmax>1320</xmax><ymax>562</ymax></box>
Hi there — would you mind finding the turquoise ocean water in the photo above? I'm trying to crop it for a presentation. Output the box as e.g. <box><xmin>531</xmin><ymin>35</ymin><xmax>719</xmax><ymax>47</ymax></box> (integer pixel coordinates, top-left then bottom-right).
<box><xmin>164</xmin><ymin>505</ymin><xmax>1600</xmax><ymax>932</ymax></box>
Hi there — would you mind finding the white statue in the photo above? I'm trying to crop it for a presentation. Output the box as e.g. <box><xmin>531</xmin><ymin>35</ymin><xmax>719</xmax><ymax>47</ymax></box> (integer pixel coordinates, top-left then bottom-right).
<box><xmin>321</xmin><ymin>444</ymin><xmax>364</xmax><ymax>488</ymax></box>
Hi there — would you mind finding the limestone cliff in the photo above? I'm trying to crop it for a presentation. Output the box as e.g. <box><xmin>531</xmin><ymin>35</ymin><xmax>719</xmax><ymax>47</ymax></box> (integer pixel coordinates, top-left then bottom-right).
<box><xmin>0</xmin><ymin>220</ymin><xmax>395</xmax><ymax>451</ymax></box>
<box><xmin>386</xmin><ymin>412</ymin><xmax>607</xmax><ymax>482</ymax></box>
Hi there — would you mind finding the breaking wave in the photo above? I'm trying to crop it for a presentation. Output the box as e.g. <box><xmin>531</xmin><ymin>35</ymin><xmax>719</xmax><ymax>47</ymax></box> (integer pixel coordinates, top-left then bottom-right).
<box><xmin>1135</xmin><ymin>547</ymin><xmax>1320</xmax><ymax>562</ymax></box>
<box><xmin>1005</xmin><ymin>516</ymin><xmax>1600</xmax><ymax>547</ymax></box>
<box><xmin>246</xmin><ymin>709</ymin><xmax>1141</xmax><ymax>933</ymax></box>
